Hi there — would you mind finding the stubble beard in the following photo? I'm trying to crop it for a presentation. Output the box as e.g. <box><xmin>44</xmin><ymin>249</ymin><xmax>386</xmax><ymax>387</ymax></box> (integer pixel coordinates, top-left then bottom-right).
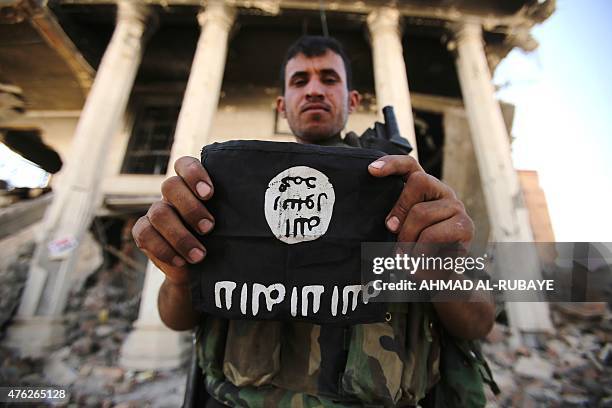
<box><xmin>289</xmin><ymin>108</ymin><xmax>348</xmax><ymax>144</ymax></box>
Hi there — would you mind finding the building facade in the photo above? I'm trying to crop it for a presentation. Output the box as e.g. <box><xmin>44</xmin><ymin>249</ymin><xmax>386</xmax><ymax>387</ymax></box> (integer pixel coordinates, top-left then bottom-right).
<box><xmin>0</xmin><ymin>0</ymin><xmax>555</xmax><ymax>365</ymax></box>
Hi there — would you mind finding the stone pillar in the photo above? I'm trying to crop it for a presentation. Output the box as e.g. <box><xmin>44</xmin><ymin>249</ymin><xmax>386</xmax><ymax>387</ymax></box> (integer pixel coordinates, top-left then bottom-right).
<box><xmin>119</xmin><ymin>263</ymin><xmax>190</xmax><ymax>370</ymax></box>
<box><xmin>120</xmin><ymin>2</ymin><xmax>236</xmax><ymax>369</ymax></box>
<box><xmin>442</xmin><ymin>109</ymin><xmax>490</xmax><ymax>250</ymax></box>
<box><xmin>367</xmin><ymin>6</ymin><xmax>418</xmax><ymax>158</ymax></box>
<box><xmin>4</xmin><ymin>1</ymin><xmax>155</xmax><ymax>357</ymax></box>
<box><xmin>453</xmin><ymin>23</ymin><xmax>552</xmax><ymax>332</ymax></box>
<box><xmin>168</xmin><ymin>1</ymin><xmax>236</xmax><ymax>162</ymax></box>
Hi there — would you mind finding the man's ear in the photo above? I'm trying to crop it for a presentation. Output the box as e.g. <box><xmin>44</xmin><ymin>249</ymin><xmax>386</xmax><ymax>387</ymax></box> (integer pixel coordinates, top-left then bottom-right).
<box><xmin>276</xmin><ymin>96</ymin><xmax>287</xmax><ymax>118</ymax></box>
<box><xmin>348</xmin><ymin>90</ymin><xmax>361</xmax><ymax>114</ymax></box>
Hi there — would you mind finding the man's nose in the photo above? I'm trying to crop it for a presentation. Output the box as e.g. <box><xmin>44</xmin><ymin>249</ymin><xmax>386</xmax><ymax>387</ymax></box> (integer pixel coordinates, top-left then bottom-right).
<box><xmin>305</xmin><ymin>79</ymin><xmax>325</xmax><ymax>98</ymax></box>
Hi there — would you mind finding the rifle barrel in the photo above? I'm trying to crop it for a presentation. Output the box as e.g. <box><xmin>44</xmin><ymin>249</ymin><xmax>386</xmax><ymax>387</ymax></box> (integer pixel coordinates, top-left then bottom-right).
<box><xmin>382</xmin><ymin>106</ymin><xmax>401</xmax><ymax>141</ymax></box>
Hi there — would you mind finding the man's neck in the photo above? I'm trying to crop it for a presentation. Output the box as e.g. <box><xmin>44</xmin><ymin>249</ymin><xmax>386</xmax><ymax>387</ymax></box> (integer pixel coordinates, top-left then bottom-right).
<box><xmin>295</xmin><ymin>134</ymin><xmax>343</xmax><ymax>146</ymax></box>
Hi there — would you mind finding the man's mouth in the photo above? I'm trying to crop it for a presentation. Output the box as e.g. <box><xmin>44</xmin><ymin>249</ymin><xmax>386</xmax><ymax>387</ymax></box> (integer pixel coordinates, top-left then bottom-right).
<box><xmin>301</xmin><ymin>103</ymin><xmax>331</xmax><ymax>114</ymax></box>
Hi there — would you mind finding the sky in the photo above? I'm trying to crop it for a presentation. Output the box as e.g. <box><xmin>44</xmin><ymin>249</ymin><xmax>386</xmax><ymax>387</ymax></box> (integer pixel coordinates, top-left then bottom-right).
<box><xmin>494</xmin><ymin>0</ymin><xmax>612</xmax><ymax>242</ymax></box>
<box><xmin>1</xmin><ymin>0</ymin><xmax>610</xmax><ymax>241</ymax></box>
<box><xmin>0</xmin><ymin>143</ymin><xmax>48</xmax><ymax>188</ymax></box>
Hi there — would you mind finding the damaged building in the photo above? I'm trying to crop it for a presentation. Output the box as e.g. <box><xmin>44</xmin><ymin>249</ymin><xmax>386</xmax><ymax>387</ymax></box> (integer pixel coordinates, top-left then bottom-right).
<box><xmin>0</xmin><ymin>0</ymin><xmax>555</xmax><ymax>369</ymax></box>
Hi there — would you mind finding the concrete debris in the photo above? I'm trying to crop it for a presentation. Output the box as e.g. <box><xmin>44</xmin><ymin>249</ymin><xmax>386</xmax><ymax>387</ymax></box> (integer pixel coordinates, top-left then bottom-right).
<box><xmin>556</xmin><ymin>302</ymin><xmax>608</xmax><ymax>320</ymax></box>
<box><xmin>562</xmin><ymin>394</ymin><xmax>592</xmax><ymax>407</ymax></box>
<box><xmin>483</xmin><ymin>307</ymin><xmax>612</xmax><ymax>406</ymax></box>
<box><xmin>524</xmin><ymin>385</ymin><xmax>562</xmax><ymax>405</ymax></box>
<box><xmin>0</xmin><ymin>243</ymin><xmax>34</xmax><ymax>330</ymax></box>
<box><xmin>135</xmin><ymin>370</ymin><xmax>156</xmax><ymax>383</ymax></box>
<box><xmin>43</xmin><ymin>350</ymin><xmax>79</xmax><ymax>386</ymax></box>
<box><xmin>71</xmin><ymin>231</ymin><xmax>104</xmax><ymax>292</ymax></box>
<box><xmin>0</xmin><ymin>235</ymin><xmax>185</xmax><ymax>406</ymax></box>
<box><xmin>546</xmin><ymin>338</ymin><xmax>567</xmax><ymax>358</ymax></box>
<box><xmin>559</xmin><ymin>352</ymin><xmax>589</xmax><ymax>371</ymax></box>
<box><xmin>485</xmin><ymin>322</ymin><xmax>507</xmax><ymax>344</ymax></box>
<box><xmin>600</xmin><ymin>343</ymin><xmax>612</xmax><ymax>365</ymax></box>
<box><xmin>91</xmin><ymin>365</ymin><xmax>125</xmax><ymax>384</ymax></box>
<box><xmin>488</xmin><ymin>366</ymin><xmax>516</xmax><ymax>394</ymax></box>
<box><xmin>514</xmin><ymin>355</ymin><xmax>554</xmax><ymax>380</ymax></box>
<box><xmin>112</xmin><ymin>372</ymin><xmax>186</xmax><ymax>407</ymax></box>
<box><xmin>94</xmin><ymin>324</ymin><xmax>115</xmax><ymax>338</ymax></box>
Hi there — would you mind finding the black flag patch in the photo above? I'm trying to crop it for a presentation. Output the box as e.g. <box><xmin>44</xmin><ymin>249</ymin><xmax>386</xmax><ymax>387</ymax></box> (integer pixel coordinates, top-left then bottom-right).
<box><xmin>190</xmin><ymin>140</ymin><xmax>403</xmax><ymax>324</ymax></box>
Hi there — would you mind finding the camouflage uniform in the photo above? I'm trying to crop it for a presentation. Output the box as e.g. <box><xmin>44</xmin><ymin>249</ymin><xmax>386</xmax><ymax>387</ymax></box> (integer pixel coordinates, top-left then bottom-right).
<box><xmin>195</xmin><ymin>302</ymin><xmax>441</xmax><ymax>407</ymax></box>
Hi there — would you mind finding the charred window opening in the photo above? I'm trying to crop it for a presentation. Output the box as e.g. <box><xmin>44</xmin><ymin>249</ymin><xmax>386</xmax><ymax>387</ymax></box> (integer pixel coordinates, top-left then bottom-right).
<box><xmin>121</xmin><ymin>104</ymin><xmax>180</xmax><ymax>175</ymax></box>
<box><xmin>413</xmin><ymin>110</ymin><xmax>444</xmax><ymax>179</ymax></box>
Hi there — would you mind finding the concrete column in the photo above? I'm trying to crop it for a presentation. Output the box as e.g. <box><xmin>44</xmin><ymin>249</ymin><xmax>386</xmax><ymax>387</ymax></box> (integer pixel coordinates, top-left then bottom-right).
<box><xmin>367</xmin><ymin>6</ymin><xmax>418</xmax><ymax>158</ymax></box>
<box><xmin>453</xmin><ymin>22</ymin><xmax>552</xmax><ymax>332</ymax></box>
<box><xmin>120</xmin><ymin>2</ymin><xmax>236</xmax><ymax>370</ymax></box>
<box><xmin>168</xmin><ymin>1</ymin><xmax>236</xmax><ymax>162</ymax></box>
<box><xmin>441</xmin><ymin>109</ymin><xmax>490</xmax><ymax>250</ymax></box>
<box><xmin>4</xmin><ymin>1</ymin><xmax>155</xmax><ymax>356</ymax></box>
<box><xmin>119</xmin><ymin>263</ymin><xmax>190</xmax><ymax>370</ymax></box>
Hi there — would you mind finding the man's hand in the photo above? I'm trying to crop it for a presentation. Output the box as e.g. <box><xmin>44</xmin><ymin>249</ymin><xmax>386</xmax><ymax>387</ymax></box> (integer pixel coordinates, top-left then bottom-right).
<box><xmin>368</xmin><ymin>155</ymin><xmax>495</xmax><ymax>339</ymax></box>
<box><xmin>368</xmin><ymin>155</ymin><xmax>473</xmax><ymax>248</ymax></box>
<box><xmin>131</xmin><ymin>156</ymin><xmax>214</xmax><ymax>330</ymax></box>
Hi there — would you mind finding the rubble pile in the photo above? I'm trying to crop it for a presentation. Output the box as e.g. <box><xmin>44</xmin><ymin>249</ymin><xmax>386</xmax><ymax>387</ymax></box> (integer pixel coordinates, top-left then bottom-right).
<box><xmin>0</xmin><ymin>239</ymin><xmax>186</xmax><ymax>407</ymax></box>
<box><xmin>483</xmin><ymin>303</ymin><xmax>612</xmax><ymax>407</ymax></box>
<box><xmin>63</xmin><ymin>265</ymin><xmax>142</xmax><ymax>368</ymax></box>
<box><xmin>0</xmin><ymin>242</ymin><xmax>33</xmax><ymax>330</ymax></box>
<box><xmin>1</xmin><ymin>239</ymin><xmax>610</xmax><ymax>407</ymax></box>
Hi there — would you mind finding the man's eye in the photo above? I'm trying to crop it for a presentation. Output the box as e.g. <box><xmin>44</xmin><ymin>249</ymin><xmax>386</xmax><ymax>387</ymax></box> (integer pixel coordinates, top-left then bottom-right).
<box><xmin>293</xmin><ymin>79</ymin><xmax>307</xmax><ymax>86</ymax></box>
<box><xmin>323</xmin><ymin>77</ymin><xmax>338</xmax><ymax>84</ymax></box>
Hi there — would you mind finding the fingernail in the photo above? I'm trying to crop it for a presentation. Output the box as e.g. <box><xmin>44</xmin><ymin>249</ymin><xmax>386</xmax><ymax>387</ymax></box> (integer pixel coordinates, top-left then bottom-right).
<box><xmin>189</xmin><ymin>248</ymin><xmax>205</xmax><ymax>263</ymax></box>
<box><xmin>172</xmin><ymin>256</ymin><xmax>186</xmax><ymax>267</ymax></box>
<box><xmin>386</xmin><ymin>216</ymin><xmax>400</xmax><ymax>232</ymax></box>
<box><xmin>369</xmin><ymin>160</ymin><xmax>385</xmax><ymax>169</ymax></box>
<box><xmin>196</xmin><ymin>182</ymin><xmax>211</xmax><ymax>198</ymax></box>
<box><xmin>198</xmin><ymin>219</ymin><xmax>213</xmax><ymax>234</ymax></box>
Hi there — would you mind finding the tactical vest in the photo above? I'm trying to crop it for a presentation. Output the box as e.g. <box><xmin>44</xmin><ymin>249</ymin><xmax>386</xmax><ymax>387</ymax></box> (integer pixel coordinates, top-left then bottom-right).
<box><xmin>195</xmin><ymin>302</ymin><xmax>441</xmax><ymax>407</ymax></box>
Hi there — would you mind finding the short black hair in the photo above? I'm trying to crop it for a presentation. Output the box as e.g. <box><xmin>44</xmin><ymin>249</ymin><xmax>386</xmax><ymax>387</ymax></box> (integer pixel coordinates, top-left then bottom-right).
<box><xmin>280</xmin><ymin>35</ymin><xmax>353</xmax><ymax>94</ymax></box>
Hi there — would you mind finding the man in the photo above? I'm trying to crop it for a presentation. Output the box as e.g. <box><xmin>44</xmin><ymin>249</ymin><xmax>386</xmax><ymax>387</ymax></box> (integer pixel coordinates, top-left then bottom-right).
<box><xmin>132</xmin><ymin>36</ymin><xmax>495</xmax><ymax>406</ymax></box>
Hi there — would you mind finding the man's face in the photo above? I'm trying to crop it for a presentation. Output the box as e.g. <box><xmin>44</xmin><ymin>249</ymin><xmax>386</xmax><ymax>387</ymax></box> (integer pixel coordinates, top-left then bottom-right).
<box><xmin>276</xmin><ymin>50</ymin><xmax>361</xmax><ymax>144</ymax></box>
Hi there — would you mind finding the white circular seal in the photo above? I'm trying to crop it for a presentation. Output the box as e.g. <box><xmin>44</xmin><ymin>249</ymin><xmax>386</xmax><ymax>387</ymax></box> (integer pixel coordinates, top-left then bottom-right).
<box><xmin>264</xmin><ymin>166</ymin><xmax>335</xmax><ymax>244</ymax></box>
